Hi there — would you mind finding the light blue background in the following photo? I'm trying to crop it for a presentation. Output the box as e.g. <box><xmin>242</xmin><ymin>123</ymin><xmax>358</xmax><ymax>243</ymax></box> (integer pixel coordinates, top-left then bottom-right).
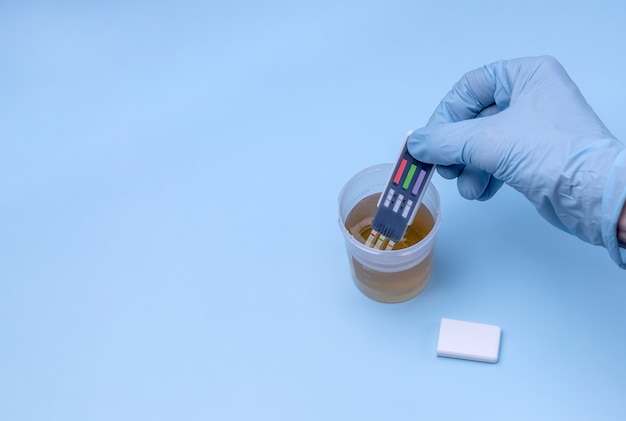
<box><xmin>2</xmin><ymin>1</ymin><xmax>626</xmax><ymax>420</ymax></box>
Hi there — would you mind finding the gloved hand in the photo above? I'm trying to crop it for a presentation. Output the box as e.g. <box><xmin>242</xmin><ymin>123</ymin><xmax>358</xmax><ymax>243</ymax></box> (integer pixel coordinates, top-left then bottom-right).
<box><xmin>408</xmin><ymin>55</ymin><xmax>626</xmax><ymax>267</ymax></box>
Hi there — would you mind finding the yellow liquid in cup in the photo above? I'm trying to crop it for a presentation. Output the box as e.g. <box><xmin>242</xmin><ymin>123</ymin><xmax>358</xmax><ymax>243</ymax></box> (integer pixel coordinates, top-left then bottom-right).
<box><xmin>344</xmin><ymin>193</ymin><xmax>435</xmax><ymax>303</ymax></box>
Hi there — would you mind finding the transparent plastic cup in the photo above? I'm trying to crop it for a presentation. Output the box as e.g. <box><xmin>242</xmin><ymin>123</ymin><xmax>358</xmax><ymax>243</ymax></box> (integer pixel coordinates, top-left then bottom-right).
<box><xmin>338</xmin><ymin>163</ymin><xmax>441</xmax><ymax>303</ymax></box>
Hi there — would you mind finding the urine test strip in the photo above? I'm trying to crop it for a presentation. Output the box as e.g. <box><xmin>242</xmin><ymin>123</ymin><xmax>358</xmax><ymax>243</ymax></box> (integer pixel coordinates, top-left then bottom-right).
<box><xmin>367</xmin><ymin>134</ymin><xmax>435</xmax><ymax>249</ymax></box>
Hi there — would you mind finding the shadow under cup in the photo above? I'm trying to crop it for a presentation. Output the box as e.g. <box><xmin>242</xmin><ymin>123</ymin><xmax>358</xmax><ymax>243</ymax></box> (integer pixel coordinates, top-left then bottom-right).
<box><xmin>338</xmin><ymin>163</ymin><xmax>441</xmax><ymax>303</ymax></box>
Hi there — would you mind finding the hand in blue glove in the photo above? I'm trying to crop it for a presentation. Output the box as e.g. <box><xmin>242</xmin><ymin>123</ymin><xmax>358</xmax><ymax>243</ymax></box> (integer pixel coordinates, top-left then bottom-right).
<box><xmin>408</xmin><ymin>56</ymin><xmax>626</xmax><ymax>267</ymax></box>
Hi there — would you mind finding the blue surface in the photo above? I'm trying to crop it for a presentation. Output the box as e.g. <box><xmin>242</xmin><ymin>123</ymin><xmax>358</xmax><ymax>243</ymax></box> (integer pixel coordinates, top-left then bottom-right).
<box><xmin>2</xmin><ymin>1</ymin><xmax>626</xmax><ymax>420</ymax></box>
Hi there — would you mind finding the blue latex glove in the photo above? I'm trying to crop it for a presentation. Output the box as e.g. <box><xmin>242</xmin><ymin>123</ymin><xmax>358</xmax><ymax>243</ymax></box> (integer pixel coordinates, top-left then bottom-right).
<box><xmin>408</xmin><ymin>56</ymin><xmax>626</xmax><ymax>267</ymax></box>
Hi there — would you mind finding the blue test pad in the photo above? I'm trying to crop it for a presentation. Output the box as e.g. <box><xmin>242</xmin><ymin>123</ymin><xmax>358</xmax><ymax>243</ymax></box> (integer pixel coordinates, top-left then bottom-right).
<box><xmin>365</xmin><ymin>134</ymin><xmax>435</xmax><ymax>249</ymax></box>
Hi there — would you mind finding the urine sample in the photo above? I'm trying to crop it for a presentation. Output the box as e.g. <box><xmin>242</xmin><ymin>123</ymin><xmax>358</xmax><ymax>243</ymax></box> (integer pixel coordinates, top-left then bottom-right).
<box><xmin>346</xmin><ymin>193</ymin><xmax>435</xmax><ymax>251</ymax></box>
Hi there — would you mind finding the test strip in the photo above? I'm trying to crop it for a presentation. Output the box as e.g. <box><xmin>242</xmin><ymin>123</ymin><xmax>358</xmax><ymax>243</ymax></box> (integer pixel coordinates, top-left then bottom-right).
<box><xmin>365</xmin><ymin>230</ymin><xmax>378</xmax><ymax>247</ymax></box>
<box><xmin>369</xmin><ymin>133</ymin><xmax>435</xmax><ymax>244</ymax></box>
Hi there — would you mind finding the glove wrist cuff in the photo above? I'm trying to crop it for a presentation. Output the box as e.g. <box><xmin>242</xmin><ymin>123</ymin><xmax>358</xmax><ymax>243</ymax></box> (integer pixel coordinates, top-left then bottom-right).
<box><xmin>601</xmin><ymin>147</ymin><xmax>626</xmax><ymax>268</ymax></box>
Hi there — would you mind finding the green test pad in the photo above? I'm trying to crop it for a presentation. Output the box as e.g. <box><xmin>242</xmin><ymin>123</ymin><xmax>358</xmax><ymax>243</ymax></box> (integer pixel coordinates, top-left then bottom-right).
<box><xmin>366</xmin><ymin>135</ymin><xmax>435</xmax><ymax>248</ymax></box>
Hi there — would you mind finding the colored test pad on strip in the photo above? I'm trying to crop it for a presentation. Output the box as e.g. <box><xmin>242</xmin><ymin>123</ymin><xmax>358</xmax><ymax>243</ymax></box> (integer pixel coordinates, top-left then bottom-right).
<box><xmin>369</xmin><ymin>137</ymin><xmax>435</xmax><ymax>244</ymax></box>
